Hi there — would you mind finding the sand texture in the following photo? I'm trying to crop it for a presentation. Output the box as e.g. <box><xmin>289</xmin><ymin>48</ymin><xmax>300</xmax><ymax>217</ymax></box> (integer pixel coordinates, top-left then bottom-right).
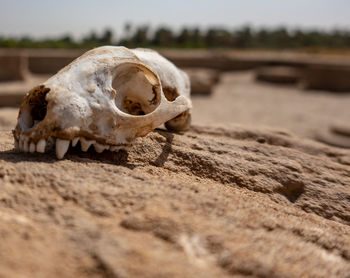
<box><xmin>1</xmin><ymin>118</ymin><xmax>350</xmax><ymax>277</ymax></box>
<box><xmin>0</xmin><ymin>68</ymin><xmax>350</xmax><ymax>277</ymax></box>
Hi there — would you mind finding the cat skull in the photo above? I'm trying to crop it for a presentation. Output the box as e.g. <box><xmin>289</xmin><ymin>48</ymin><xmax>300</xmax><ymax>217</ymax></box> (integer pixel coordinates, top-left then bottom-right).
<box><xmin>13</xmin><ymin>46</ymin><xmax>192</xmax><ymax>159</ymax></box>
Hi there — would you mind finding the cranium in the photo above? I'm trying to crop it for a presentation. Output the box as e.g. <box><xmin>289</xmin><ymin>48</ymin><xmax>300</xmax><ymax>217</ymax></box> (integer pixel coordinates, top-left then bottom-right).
<box><xmin>13</xmin><ymin>46</ymin><xmax>192</xmax><ymax>159</ymax></box>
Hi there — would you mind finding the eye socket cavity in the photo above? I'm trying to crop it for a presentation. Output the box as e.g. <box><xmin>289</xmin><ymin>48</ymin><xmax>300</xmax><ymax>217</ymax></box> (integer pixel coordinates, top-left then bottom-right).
<box><xmin>112</xmin><ymin>63</ymin><xmax>161</xmax><ymax>116</ymax></box>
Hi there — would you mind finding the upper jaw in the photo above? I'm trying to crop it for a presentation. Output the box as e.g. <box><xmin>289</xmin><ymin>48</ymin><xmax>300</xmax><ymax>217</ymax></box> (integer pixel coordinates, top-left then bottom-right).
<box><xmin>14</xmin><ymin>130</ymin><xmax>133</xmax><ymax>159</ymax></box>
<box><xmin>13</xmin><ymin>116</ymin><xmax>135</xmax><ymax>159</ymax></box>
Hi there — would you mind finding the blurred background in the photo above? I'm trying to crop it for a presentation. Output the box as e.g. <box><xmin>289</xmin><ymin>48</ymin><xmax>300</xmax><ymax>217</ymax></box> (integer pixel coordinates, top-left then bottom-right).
<box><xmin>0</xmin><ymin>0</ymin><xmax>350</xmax><ymax>147</ymax></box>
<box><xmin>1</xmin><ymin>0</ymin><xmax>350</xmax><ymax>50</ymax></box>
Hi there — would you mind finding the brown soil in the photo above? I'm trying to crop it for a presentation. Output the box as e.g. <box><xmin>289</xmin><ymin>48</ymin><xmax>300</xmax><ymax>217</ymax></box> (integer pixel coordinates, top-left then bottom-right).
<box><xmin>0</xmin><ymin>71</ymin><xmax>350</xmax><ymax>277</ymax></box>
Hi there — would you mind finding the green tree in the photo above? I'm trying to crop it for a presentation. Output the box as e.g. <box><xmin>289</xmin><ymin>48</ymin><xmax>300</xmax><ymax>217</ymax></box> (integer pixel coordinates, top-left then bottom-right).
<box><xmin>100</xmin><ymin>28</ymin><xmax>114</xmax><ymax>44</ymax></box>
<box><xmin>205</xmin><ymin>28</ymin><xmax>233</xmax><ymax>48</ymax></box>
<box><xmin>152</xmin><ymin>27</ymin><xmax>174</xmax><ymax>47</ymax></box>
<box><xmin>131</xmin><ymin>26</ymin><xmax>149</xmax><ymax>46</ymax></box>
<box><xmin>232</xmin><ymin>26</ymin><xmax>252</xmax><ymax>48</ymax></box>
<box><xmin>177</xmin><ymin>28</ymin><xmax>190</xmax><ymax>46</ymax></box>
<box><xmin>192</xmin><ymin>28</ymin><xmax>203</xmax><ymax>47</ymax></box>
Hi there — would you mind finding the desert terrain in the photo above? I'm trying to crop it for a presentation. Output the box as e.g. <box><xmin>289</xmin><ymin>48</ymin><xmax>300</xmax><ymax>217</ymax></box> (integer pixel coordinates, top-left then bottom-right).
<box><xmin>0</xmin><ymin>50</ymin><xmax>350</xmax><ymax>277</ymax></box>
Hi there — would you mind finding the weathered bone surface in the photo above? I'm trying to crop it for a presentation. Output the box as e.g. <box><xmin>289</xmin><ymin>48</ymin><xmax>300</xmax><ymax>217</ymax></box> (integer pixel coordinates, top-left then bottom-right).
<box><xmin>13</xmin><ymin>46</ymin><xmax>192</xmax><ymax>159</ymax></box>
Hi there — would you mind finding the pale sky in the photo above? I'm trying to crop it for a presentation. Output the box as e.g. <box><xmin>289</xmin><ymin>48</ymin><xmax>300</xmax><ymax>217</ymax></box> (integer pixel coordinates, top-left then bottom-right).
<box><xmin>1</xmin><ymin>0</ymin><xmax>349</xmax><ymax>39</ymax></box>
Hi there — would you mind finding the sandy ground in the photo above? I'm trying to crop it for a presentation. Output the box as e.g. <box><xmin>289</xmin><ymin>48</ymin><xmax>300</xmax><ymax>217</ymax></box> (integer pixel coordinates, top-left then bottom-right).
<box><xmin>0</xmin><ymin>71</ymin><xmax>350</xmax><ymax>277</ymax></box>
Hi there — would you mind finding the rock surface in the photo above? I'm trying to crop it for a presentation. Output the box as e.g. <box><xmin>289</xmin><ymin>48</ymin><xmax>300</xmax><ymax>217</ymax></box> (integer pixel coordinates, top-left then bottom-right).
<box><xmin>255</xmin><ymin>66</ymin><xmax>301</xmax><ymax>84</ymax></box>
<box><xmin>183</xmin><ymin>68</ymin><xmax>220</xmax><ymax>95</ymax></box>
<box><xmin>0</xmin><ymin>114</ymin><xmax>350</xmax><ymax>277</ymax></box>
<box><xmin>301</xmin><ymin>64</ymin><xmax>350</xmax><ymax>92</ymax></box>
<box><xmin>0</xmin><ymin>54</ymin><xmax>28</xmax><ymax>81</ymax></box>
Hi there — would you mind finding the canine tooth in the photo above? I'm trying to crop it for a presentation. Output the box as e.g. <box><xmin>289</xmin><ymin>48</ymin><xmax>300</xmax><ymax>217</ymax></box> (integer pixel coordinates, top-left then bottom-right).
<box><xmin>80</xmin><ymin>137</ymin><xmax>95</xmax><ymax>152</ymax></box>
<box><xmin>29</xmin><ymin>142</ymin><xmax>36</xmax><ymax>153</ymax></box>
<box><xmin>72</xmin><ymin>137</ymin><xmax>79</xmax><ymax>147</ymax></box>
<box><xmin>56</xmin><ymin>139</ymin><xmax>70</xmax><ymax>159</ymax></box>
<box><xmin>36</xmin><ymin>139</ymin><xmax>46</xmax><ymax>153</ymax></box>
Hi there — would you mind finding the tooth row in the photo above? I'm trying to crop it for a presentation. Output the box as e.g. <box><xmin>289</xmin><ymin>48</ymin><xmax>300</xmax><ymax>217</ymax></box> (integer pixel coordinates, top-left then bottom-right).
<box><xmin>15</xmin><ymin>136</ymin><xmax>127</xmax><ymax>159</ymax></box>
<box><xmin>16</xmin><ymin>136</ymin><xmax>47</xmax><ymax>154</ymax></box>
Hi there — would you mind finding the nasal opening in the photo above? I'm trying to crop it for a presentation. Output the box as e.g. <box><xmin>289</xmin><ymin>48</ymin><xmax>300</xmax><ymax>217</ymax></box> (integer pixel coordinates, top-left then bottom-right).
<box><xmin>18</xmin><ymin>85</ymin><xmax>50</xmax><ymax>131</ymax></box>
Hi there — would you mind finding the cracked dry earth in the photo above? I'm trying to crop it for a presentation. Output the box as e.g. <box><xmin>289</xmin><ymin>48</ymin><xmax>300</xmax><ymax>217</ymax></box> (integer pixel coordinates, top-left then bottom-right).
<box><xmin>0</xmin><ymin>109</ymin><xmax>350</xmax><ymax>278</ymax></box>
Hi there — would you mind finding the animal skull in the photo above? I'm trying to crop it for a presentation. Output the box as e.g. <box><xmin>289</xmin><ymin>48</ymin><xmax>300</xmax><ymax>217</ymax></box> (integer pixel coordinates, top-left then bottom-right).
<box><xmin>13</xmin><ymin>46</ymin><xmax>192</xmax><ymax>159</ymax></box>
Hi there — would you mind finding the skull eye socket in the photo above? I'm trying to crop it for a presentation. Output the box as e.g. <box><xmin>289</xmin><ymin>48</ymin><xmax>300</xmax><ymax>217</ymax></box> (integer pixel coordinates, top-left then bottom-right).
<box><xmin>112</xmin><ymin>64</ymin><xmax>161</xmax><ymax>116</ymax></box>
<box><xmin>18</xmin><ymin>85</ymin><xmax>50</xmax><ymax>131</ymax></box>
